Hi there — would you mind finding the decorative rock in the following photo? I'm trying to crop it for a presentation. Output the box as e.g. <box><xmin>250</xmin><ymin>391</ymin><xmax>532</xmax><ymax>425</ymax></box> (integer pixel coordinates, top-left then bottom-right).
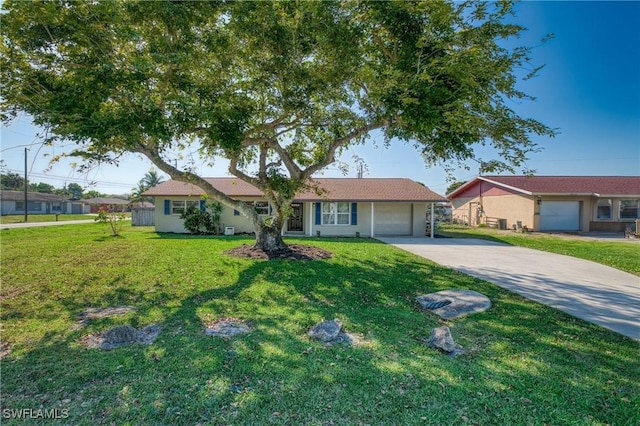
<box><xmin>136</xmin><ymin>324</ymin><xmax>162</xmax><ymax>345</ymax></box>
<box><xmin>425</xmin><ymin>326</ymin><xmax>464</xmax><ymax>356</ymax></box>
<box><xmin>102</xmin><ymin>325</ymin><xmax>138</xmax><ymax>345</ymax></box>
<box><xmin>204</xmin><ymin>319</ymin><xmax>251</xmax><ymax>338</ymax></box>
<box><xmin>308</xmin><ymin>319</ymin><xmax>360</xmax><ymax>346</ymax></box>
<box><xmin>308</xmin><ymin>319</ymin><xmax>343</xmax><ymax>342</ymax></box>
<box><xmin>82</xmin><ymin>324</ymin><xmax>161</xmax><ymax>350</ymax></box>
<box><xmin>416</xmin><ymin>289</ymin><xmax>491</xmax><ymax>319</ymax></box>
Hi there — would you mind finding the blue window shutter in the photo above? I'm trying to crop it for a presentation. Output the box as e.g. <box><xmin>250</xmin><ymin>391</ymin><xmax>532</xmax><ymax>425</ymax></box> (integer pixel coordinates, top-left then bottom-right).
<box><xmin>234</xmin><ymin>209</ymin><xmax>240</xmax><ymax>216</ymax></box>
<box><xmin>269</xmin><ymin>204</ymin><xmax>273</xmax><ymax>215</ymax></box>
<box><xmin>351</xmin><ymin>203</ymin><xmax>358</xmax><ymax>225</ymax></box>
<box><xmin>200</xmin><ymin>200</ymin><xmax>206</xmax><ymax>212</ymax></box>
<box><xmin>164</xmin><ymin>200</ymin><xmax>170</xmax><ymax>215</ymax></box>
<box><xmin>315</xmin><ymin>203</ymin><xmax>321</xmax><ymax>225</ymax></box>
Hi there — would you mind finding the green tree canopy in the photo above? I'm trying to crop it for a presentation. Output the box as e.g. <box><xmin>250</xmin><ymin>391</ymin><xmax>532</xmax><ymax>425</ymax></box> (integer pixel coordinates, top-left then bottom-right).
<box><xmin>0</xmin><ymin>172</ymin><xmax>25</xmax><ymax>190</ymax></box>
<box><xmin>446</xmin><ymin>180</ymin><xmax>467</xmax><ymax>195</ymax></box>
<box><xmin>28</xmin><ymin>182</ymin><xmax>56</xmax><ymax>193</ymax></box>
<box><xmin>0</xmin><ymin>0</ymin><xmax>554</xmax><ymax>252</ymax></box>
<box><xmin>142</xmin><ymin>169</ymin><xmax>164</xmax><ymax>189</ymax></box>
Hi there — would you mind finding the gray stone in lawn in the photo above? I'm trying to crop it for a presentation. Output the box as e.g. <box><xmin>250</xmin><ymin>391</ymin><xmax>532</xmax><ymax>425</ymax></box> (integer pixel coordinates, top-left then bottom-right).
<box><xmin>102</xmin><ymin>325</ymin><xmax>138</xmax><ymax>345</ymax></box>
<box><xmin>204</xmin><ymin>319</ymin><xmax>251</xmax><ymax>338</ymax></box>
<box><xmin>83</xmin><ymin>324</ymin><xmax>161</xmax><ymax>350</ymax></box>
<box><xmin>424</xmin><ymin>326</ymin><xmax>465</xmax><ymax>357</ymax></box>
<box><xmin>416</xmin><ymin>289</ymin><xmax>491</xmax><ymax>320</ymax></box>
<box><xmin>136</xmin><ymin>324</ymin><xmax>162</xmax><ymax>345</ymax></box>
<box><xmin>308</xmin><ymin>319</ymin><xmax>343</xmax><ymax>343</ymax></box>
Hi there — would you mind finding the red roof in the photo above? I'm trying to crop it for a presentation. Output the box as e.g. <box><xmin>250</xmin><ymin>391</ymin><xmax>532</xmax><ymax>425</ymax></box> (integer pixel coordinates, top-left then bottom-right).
<box><xmin>449</xmin><ymin>176</ymin><xmax>640</xmax><ymax>197</ymax></box>
<box><xmin>144</xmin><ymin>177</ymin><xmax>446</xmax><ymax>202</ymax></box>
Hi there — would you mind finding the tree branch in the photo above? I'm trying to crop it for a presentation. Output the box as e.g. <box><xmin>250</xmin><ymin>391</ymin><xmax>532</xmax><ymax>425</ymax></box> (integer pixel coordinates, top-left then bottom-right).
<box><xmin>134</xmin><ymin>141</ymin><xmax>257</xmax><ymax>219</ymax></box>
<box><xmin>302</xmin><ymin>119</ymin><xmax>390</xmax><ymax>178</ymax></box>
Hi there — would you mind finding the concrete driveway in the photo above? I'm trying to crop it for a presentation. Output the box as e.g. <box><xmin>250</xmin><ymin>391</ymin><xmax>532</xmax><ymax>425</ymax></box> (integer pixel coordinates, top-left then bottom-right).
<box><xmin>378</xmin><ymin>237</ymin><xmax>640</xmax><ymax>341</ymax></box>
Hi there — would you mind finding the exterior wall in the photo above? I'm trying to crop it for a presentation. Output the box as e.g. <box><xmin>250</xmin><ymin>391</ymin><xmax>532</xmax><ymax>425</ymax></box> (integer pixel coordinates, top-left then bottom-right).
<box><xmin>411</xmin><ymin>203</ymin><xmax>428</xmax><ymax>236</ymax></box>
<box><xmin>154</xmin><ymin>196</ymin><xmax>262</xmax><ymax>234</ymax></box>
<box><xmin>305</xmin><ymin>202</ymin><xmax>426</xmax><ymax>237</ymax></box>
<box><xmin>0</xmin><ymin>200</ymin><xmax>57</xmax><ymax>215</ymax></box>
<box><xmin>154</xmin><ymin>198</ymin><xmax>430</xmax><ymax>237</ymax></box>
<box><xmin>451</xmin><ymin>193</ymin><xmax>535</xmax><ymax>230</ymax></box>
<box><xmin>306</xmin><ymin>202</ymin><xmax>373</xmax><ymax>237</ymax></box>
<box><xmin>1</xmin><ymin>201</ymin><xmax>17</xmax><ymax>215</ymax></box>
<box><xmin>587</xmin><ymin>196</ymin><xmax>640</xmax><ymax>232</ymax></box>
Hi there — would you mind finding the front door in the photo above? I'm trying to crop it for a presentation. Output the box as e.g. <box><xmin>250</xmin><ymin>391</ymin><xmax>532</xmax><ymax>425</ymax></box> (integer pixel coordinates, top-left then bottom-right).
<box><xmin>288</xmin><ymin>203</ymin><xmax>304</xmax><ymax>232</ymax></box>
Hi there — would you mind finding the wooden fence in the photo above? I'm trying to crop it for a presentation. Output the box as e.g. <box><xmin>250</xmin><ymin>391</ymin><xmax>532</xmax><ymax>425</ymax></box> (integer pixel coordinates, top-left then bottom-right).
<box><xmin>131</xmin><ymin>208</ymin><xmax>155</xmax><ymax>226</ymax></box>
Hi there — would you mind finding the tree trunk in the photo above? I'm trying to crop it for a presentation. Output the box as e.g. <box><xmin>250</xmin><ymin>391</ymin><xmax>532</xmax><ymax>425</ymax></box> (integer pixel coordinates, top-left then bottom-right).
<box><xmin>254</xmin><ymin>221</ymin><xmax>288</xmax><ymax>252</ymax></box>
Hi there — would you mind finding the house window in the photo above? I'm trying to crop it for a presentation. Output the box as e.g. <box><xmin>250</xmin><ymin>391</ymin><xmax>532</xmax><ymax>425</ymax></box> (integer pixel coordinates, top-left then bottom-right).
<box><xmin>619</xmin><ymin>199</ymin><xmax>639</xmax><ymax>220</ymax></box>
<box><xmin>322</xmin><ymin>202</ymin><xmax>350</xmax><ymax>225</ymax></box>
<box><xmin>171</xmin><ymin>200</ymin><xmax>199</xmax><ymax>215</ymax></box>
<box><xmin>17</xmin><ymin>201</ymin><xmax>42</xmax><ymax>211</ymax></box>
<box><xmin>596</xmin><ymin>199</ymin><xmax>612</xmax><ymax>220</ymax></box>
<box><xmin>51</xmin><ymin>203</ymin><xmax>62</xmax><ymax>212</ymax></box>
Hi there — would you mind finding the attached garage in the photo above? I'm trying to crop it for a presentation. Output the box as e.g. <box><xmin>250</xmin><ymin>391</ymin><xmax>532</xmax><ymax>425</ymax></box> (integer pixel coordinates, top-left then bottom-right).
<box><xmin>375</xmin><ymin>203</ymin><xmax>412</xmax><ymax>235</ymax></box>
<box><xmin>540</xmin><ymin>201</ymin><xmax>580</xmax><ymax>231</ymax></box>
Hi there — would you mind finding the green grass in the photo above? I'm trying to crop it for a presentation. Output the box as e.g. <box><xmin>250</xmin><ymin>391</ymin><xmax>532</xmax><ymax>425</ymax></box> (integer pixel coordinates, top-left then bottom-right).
<box><xmin>0</xmin><ymin>214</ymin><xmax>98</xmax><ymax>224</ymax></box>
<box><xmin>438</xmin><ymin>225</ymin><xmax>640</xmax><ymax>277</ymax></box>
<box><xmin>1</xmin><ymin>224</ymin><xmax>638</xmax><ymax>425</ymax></box>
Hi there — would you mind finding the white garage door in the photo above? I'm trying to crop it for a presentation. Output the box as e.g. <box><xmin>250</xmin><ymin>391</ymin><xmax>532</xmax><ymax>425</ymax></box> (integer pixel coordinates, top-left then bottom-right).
<box><xmin>375</xmin><ymin>203</ymin><xmax>412</xmax><ymax>235</ymax></box>
<box><xmin>540</xmin><ymin>201</ymin><xmax>580</xmax><ymax>231</ymax></box>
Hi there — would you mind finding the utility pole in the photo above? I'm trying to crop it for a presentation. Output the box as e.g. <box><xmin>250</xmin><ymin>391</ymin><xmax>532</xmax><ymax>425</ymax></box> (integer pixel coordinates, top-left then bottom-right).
<box><xmin>24</xmin><ymin>147</ymin><xmax>28</xmax><ymax>222</ymax></box>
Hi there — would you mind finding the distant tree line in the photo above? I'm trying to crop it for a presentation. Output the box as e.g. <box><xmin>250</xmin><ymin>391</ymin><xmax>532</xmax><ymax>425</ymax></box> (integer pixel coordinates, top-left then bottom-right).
<box><xmin>0</xmin><ymin>171</ymin><xmax>110</xmax><ymax>199</ymax></box>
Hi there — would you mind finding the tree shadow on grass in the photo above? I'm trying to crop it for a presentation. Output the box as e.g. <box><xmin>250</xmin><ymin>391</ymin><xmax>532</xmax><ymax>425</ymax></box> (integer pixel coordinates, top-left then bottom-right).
<box><xmin>2</xmin><ymin>239</ymin><xmax>639</xmax><ymax>425</ymax></box>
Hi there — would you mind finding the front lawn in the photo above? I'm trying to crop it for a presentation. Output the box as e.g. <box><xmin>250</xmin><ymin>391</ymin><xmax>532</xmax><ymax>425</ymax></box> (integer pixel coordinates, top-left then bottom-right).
<box><xmin>1</xmin><ymin>224</ymin><xmax>638</xmax><ymax>425</ymax></box>
<box><xmin>438</xmin><ymin>225</ymin><xmax>640</xmax><ymax>277</ymax></box>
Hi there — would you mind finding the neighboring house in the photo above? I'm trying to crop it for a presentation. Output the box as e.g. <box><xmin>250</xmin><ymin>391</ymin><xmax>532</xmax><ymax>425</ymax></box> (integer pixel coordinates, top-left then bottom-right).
<box><xmin>143</xmin><ymin>177</ymin><xmax>447</xmax><ymax>236</ymax></box>
<box><xmin>83</xmin><ymin>197</ymin><xmax>130</xmax><ymax>213</ymax></box>
<box><xmin>448</xmin><ymin>175</ymin><xmax>640</xmax><ymax>232</ymax></box>
<box><xmin>0</xmin><ymin>190</ymin><xmax>74</xmax><ymax>215</ymax></box>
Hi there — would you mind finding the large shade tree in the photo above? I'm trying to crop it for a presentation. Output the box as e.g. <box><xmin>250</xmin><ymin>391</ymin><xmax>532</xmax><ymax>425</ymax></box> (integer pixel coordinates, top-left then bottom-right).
<box><xmin>1</xmin><ymin>0</ymin><xmax>554</xmax><ymax>252</ymax></box>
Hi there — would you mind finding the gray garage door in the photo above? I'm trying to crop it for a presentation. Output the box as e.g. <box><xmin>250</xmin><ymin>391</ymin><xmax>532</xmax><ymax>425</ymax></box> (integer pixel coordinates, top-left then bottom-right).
<box><xmin>375</xmin><ymin>203</ymin><xmax>412</xmax><ymax>236</ymax></box>
<box><xmin>540</xmin><ymin>201</ymin><xmax>580</xmax><ymax>231</ymax></box>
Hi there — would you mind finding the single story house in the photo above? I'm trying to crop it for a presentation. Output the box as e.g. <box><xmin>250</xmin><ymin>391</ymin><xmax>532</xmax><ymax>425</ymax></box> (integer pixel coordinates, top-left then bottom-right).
<box><xmin>83</xmin><ymin>197</ymin><xmax>130</xmax><ymax>213</ymax></box>
<box><xmin>448</xmin><ymin>175</ymin><xmax>640</xmax><ymax>232</ymax></box>
<box><xmin>0</xmin><ymin>190</ymin><xmax>88</xmax><ymax>215</ymax></box>
<box><xmin>143</xmin><ymin>177</ymin><xmax>447</xmax><ymax>237</ymax></box>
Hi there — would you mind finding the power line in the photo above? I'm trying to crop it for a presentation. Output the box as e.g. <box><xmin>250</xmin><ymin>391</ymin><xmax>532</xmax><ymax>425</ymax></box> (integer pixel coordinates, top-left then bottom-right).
<box><xmin>3</xmin><ymin>168</ymin><xmax>134</xmax><ymax>188</ymax></box>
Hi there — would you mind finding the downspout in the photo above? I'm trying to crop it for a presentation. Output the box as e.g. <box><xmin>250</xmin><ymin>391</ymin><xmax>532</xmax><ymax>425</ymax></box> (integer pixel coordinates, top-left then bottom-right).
<box><xmin>370</xmin><ymin>202</ymin><xmax>375</xmax><ymax>237</ymax></box>
<box><xmin>430</xmin><ymin>203</ymin><xmax>435</xmax><ymax>239</ymax></box>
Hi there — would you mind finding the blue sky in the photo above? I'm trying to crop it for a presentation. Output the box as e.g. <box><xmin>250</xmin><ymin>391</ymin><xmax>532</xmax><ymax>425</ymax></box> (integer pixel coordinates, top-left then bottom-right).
<box><xmin>1</xmin><ymin>1</ymin><xmax>638</xmax><ymax>196</ymax></box>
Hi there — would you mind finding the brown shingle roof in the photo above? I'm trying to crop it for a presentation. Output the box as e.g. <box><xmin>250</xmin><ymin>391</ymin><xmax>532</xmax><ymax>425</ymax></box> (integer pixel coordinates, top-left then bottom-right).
<box><xmin>449</xmin><ymin>176</ymin><xmax>640</xmax><ymax>197</ymax></box>
<box><xmin>144</xmin><ymin>177</ymin><xmax>446</xmax><ymax>202</ymax></box>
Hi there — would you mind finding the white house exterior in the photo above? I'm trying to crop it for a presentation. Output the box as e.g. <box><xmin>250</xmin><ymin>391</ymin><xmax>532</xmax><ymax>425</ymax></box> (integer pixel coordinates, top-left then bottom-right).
<box><xmin>144</xmin><ymin>178</ymin><xmax>447</xmax><ymax>237</ymax></box>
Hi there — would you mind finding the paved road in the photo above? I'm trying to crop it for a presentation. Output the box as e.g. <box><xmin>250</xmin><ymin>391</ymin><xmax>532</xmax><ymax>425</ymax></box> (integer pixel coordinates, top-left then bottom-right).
<box><xmin>378</xmin><ymin>237</ymin><xmax>640</xmax><ymax>341</ymax></box>
<box><xmin>0</xmin><ymin>219</ymin><xmax>96</xmax><ymax>229</ymax></box>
